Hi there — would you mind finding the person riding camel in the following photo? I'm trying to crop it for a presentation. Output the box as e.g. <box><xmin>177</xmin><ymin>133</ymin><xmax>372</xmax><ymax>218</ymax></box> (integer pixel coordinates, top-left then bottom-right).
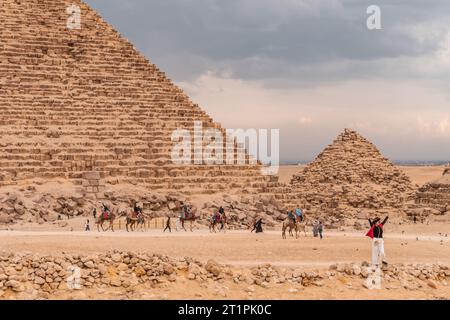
<box><xmin>180</xmin><ymin>205</ymin><xmax>190</xmax><ymax>220</ymax></box>
<box><xmin>295</xmin><ymin>207</ymin><xmax>304</xmax><ymax>222</ymax></box>
<box><xmin>214</xmin><ymin>210</ymin><xmax>221</xmax><ymax>223</ymax></box>
<box><xmin>101</xmin><ymin>203</ymin><xmax>110</xmax><ymax>219</ymax></box>
<box><xmin>134</xmin><ymin>202</ymin><xmax>143</xmax><ymax>218</ymax></box>
<box><xmin>287</xmin><ymin>210</ymin><xmax>296</xmax><ymax>224</ymax></box>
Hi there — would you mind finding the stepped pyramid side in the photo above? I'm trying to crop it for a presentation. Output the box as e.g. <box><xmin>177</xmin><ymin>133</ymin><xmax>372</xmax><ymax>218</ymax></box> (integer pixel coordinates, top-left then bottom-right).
<box><xmin>283</xmin><ymin>129</ymin><xmax>415</xmax><ymax>223</ymax></box>
<box><xmin>412</xmin><ymin>168</ymin><xmax>450</xmax><ymax>215</ymax></box>
<box><xmin>0</xmin><ymin>0</ymin><xmax>271</xmax><ymax>195</ymax></box>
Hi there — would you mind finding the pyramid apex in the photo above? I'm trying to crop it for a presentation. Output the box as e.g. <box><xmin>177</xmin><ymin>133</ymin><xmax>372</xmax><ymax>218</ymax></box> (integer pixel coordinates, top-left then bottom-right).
<box><xmin>336</xmin><ymin>128</ymin><xmax>364</xmax><ymax>141</ymax></box>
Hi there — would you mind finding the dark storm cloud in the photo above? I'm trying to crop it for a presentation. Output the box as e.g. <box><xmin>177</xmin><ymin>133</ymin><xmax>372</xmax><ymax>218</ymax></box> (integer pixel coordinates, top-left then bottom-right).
<box><xmin>84</xmin><ymin>0</ymin><xmax>450</xmax><ymax>83</ymax></box>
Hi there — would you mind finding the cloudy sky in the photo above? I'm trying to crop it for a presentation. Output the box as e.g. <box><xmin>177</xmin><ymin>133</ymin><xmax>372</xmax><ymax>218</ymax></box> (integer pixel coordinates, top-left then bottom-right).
<box><xmin>86</xmin><ymin>0</ymin><xmax>450</xmax><ymax>163</ymax></box>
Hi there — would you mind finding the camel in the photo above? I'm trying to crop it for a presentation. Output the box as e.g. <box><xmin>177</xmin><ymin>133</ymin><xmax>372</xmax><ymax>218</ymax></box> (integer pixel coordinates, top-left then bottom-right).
<box><xmin>282</xmin><ymin>218</ymin><xmax>298</xmax><ymax>239</ymax></box>
<box><xmin>96</xmin><ymin>207</ymin><xmax>119</xmax><ymax>232</ymax></box>
<box><xmin>125</xmin><ymin>211</ymin><xmax>149</xmax><ymax>232</ymax></box>
<box><xmin>176</xmin><ymin>213</ymin><xmax>197</xmax><ymax>232</ymax></box>
<box><xmin>209</xmin><ymin>213</ymin><xmax>227</xmax><ymax>233</ymax></box>
<box><xmin>125</xmin><ymin>211</ymin><xmax>138</xmax><ymax>232</ymax></box>
<box><xmin>282</xmin><ymin>216</ymin><xmax>307</xmax><ymax>239</ymax></box>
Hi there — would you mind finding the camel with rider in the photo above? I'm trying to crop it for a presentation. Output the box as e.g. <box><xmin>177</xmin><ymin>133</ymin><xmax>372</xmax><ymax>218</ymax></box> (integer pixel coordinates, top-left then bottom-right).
<box><xmin>176</xmin><ymin>204</ymin><xmax>197</xmax><ymax>232</ymax></box>
<box><xmin>96</xmin><ymin>203</ymin><xmax>121</xmax><ymax>232</ymax></box>
<box><xmin>209</xmin><ymin>210</ymin><xmax>227</xmax><ymax>233</ymax></box>
<box><xmin>282</xmin><ymin>213</ymin><xmax>307</xmax><ymax>239</ymax></box>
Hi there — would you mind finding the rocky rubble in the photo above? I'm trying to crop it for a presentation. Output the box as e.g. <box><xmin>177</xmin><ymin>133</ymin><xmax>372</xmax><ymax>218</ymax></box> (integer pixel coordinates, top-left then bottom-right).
<box><xmin>0</xmin><ymin>251</ymin><xmax>448</xmax><ymax>299</ymax></box>
<box><xmin>0</xmin><ymin>186</ymin><xmax>88</xmax><ymax>225</ymax></box>
<box><xmin>408</xmin><ymin>169</ymin><xmax>450</xmax><ymax>220</ymax></box>
<box><xmin>0</xmin><ymin>183</ymin><xmax>288</xmax><ymax>229</ymax></box>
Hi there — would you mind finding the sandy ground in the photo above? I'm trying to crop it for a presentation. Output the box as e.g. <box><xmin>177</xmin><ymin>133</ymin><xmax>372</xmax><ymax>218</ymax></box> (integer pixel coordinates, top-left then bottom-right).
<box><xmin>1</xmin><ymin>226</ymin><xmax>449</xmax><ymax>300</ymax></box>
<box><xmin>1</xmin><ymin>227</ymin><xmax>449</xmax><ymax>267</ymax></box>
<box><xmin>1</xmin><ymin>165</ymin><xmax>449</xmax><ymax>299</ymax></box>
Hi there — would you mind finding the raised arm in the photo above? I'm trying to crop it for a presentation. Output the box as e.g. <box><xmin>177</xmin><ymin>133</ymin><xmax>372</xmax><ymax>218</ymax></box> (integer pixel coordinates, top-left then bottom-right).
<box><xmin>381</xmin><ymin>216</ymin><xmax>389</xmax><ymax>226</ymax></box>
<box><xmin>368</xmin><ymin>219</ymin><xmax>373</xmax><ymax>227</ymax></box>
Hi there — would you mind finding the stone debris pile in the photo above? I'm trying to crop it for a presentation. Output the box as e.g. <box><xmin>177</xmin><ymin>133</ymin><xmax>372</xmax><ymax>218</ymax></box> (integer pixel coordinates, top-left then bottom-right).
<box><xmin>408</xmin><ymin>168</ymin><xmax>450</xmax><ymax>220</ymax></box>
<box><xmin>0</xmin><ymin>252</ymin><xmax>448</xmax><ymax>299</ymax></box>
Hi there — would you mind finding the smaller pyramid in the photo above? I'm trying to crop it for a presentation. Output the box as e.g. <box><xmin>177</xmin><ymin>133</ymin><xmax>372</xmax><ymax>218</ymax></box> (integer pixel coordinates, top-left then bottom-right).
<box><xmin>289</xmin><ymin>129</ymin><xmax>414</xmax><ymax>218</ymax></box>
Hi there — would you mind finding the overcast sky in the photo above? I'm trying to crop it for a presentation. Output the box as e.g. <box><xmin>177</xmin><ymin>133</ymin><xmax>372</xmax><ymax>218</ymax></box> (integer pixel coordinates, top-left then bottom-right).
<box><xmin>85</xmin><ymin>0</ymin><xmax>450</xmax><ymax>163</ymax></box>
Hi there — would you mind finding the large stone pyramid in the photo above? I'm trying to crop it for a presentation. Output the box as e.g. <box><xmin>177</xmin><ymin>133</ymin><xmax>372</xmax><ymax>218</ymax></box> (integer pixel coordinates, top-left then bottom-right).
<box><xmin>0</xmin><ymin>0</ymin><xmax>269</xmax><ymax>196</ymax></box>
<box><xmin>289</xmin><ymin>129</ymin><xmax>415</xmax><ymax>219</ymax></box>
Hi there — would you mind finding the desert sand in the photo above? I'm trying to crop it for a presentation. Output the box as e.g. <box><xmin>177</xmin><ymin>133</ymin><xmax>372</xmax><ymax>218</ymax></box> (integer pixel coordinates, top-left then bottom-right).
<box><xmin>1</xmin><ymin>165</ymin><xmax>449</xmax><ymax>300</ymax></box>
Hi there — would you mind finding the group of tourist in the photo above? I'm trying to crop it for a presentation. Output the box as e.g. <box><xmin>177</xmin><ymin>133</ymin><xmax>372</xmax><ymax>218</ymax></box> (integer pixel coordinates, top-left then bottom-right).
<box><xmin>312</xmin><ymin>220</ymin><xmax>324</xmax><ymax>239</ymax></box>
<box><xmin>85</xmin><ymin>202</ymin><xmax>145</xmax><ymax>231</ymax></box>
<box><xmin>84</xmin><ymin>200</ymin><xmax>390</xmax><ymax>268</ymax></box>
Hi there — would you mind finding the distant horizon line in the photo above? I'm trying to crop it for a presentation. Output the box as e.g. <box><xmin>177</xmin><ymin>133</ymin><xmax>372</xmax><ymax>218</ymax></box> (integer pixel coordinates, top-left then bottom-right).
<box><xmin>280</xmin><ymin>160</ymin><xmax>449</xmax><ymax>166</ymax></box>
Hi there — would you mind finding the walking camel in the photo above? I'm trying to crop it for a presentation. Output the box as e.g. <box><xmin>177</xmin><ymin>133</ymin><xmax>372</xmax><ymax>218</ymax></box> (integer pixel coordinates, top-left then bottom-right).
<box><xmin>282</xmin><ymin>216</ymin><xmax>307</xmax><ymax>239</ymax></box>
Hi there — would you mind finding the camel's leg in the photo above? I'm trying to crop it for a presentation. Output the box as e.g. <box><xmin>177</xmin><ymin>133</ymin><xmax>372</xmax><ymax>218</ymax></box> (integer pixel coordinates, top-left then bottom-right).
<box><xmin>111</xmin><ymin>220</ymin><xmax>115</xmax><ymax>232</ymax></box>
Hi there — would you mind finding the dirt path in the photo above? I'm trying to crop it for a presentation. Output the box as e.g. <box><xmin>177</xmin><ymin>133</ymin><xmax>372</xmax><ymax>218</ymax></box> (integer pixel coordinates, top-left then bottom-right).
<box><xmin>1</xmin><ymin>229</ymin><xmax>448</xmax><ymax>268</ymax></box>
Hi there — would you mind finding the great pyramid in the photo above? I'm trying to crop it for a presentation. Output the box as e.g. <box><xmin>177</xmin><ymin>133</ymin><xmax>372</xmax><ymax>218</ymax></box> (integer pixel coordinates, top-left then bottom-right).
<box><xmin>287</xmin><ymin>129</ymin><xmax>415</xmax><ymax>222</ymax></box>
<box><xmin>0</xmin><ymin>0</ymin><xmax>270</xmax><ymax>197</ymax></box>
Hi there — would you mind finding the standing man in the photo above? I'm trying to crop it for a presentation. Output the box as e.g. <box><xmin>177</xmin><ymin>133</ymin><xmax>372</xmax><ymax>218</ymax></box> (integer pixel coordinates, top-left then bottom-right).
<box><xmin>318</xmin><ymin>221</ymin><xmax>323</xmax><ymax>239</ymax></box>
<box><xmin>366</xmin><ymin>216</ymin><xmax>389</xmax><ymax>267</ymax></box>
<box><xmin>312</xmin><ymin>219</ymin><xmax>319</xmax><ymax>237</ymax></box>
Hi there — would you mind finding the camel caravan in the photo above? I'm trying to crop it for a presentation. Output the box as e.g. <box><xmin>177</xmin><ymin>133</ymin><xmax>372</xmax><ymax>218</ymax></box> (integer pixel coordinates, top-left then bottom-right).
<box><xmin>93</xmin><ymin>202</ymin><xmax>203</xmax><ymax>233</ymax></box>
<box><xmin>92</xmin><ymin>199</ymin><xmax>316</xmax><ymax>239</ymax></box>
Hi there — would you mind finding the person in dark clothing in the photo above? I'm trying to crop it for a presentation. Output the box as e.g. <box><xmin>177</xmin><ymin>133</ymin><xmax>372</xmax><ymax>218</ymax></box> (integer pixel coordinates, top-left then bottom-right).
<box><xmin>318</xmin><ymin>221</ymin><xmax>323</xmax><ymax>239</ymax></box>
<box><xmin>164</xmin><ymin>217</ymin><xmax>171</xmax><ymax>233</ymax></box>
<box><xmin>367</xmin><ymin>216</ymin><xmax>389</xmax><ymax>267</ymax></box>
<box><xmin>254</xmin><ymin>218</ymin><xmax>264</xmax><ymax>233</ymax></box>
<box><xmin>134</xmin><ymin>202</ymin><xmax>142</xmax><ymax>214</ymax></box>
<box><xmin>413</xmin><ymin>215</ymin><xmax>417</xmax><ymax>224</ymax></box>
<box><xmin>368</xmin><ymin>216</ymin><xmax>388</xmax><ymax>238</ymax></box>
<box><xmin>287</xmin><ymin>211</ymin><xmax>296</xmax><ymax>224</ymax></box>
<box><xmin>219</xmin><ymin>206</ymin><xmax>225</xmax><ymax>215</ymax></box>
<box><xmin>92</xmin><ymin>208</ymin><xmax>97</xmax><ymax>219</ymax></box>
